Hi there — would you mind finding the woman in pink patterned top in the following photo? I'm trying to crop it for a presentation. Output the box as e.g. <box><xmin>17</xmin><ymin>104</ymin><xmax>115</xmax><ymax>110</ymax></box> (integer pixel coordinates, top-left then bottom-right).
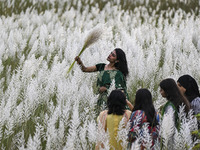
<box><xmin>127</xmin><ymin>89</ymin><xmax>160</xmax><ymax>150</ymax></box>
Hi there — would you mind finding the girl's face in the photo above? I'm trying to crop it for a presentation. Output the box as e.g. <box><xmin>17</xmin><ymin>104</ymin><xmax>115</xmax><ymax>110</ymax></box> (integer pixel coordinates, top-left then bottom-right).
<box><xmin>177</xmin><ymin>82</ymin><xmax>186</xmax><ymax>94</ymax></box>
<box><xmin>107</xmin><ymin>50</ymin><xmax>117</xmax><ymax>63</ymax></box>
<box><xmin>160</xmin><ymin>88</ymin><xmax>166</xmax><ymax>98</ymax></box>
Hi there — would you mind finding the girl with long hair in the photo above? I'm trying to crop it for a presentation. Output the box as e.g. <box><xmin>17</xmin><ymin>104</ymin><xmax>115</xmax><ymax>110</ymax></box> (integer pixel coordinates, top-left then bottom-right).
<box><xmin>127</xmin><ymin>88</ymin><xmax>160</xmax><ymax>149</ymax></box>
<box><xmin>75</xmin><ymin>48</ymin><xmax>129</xmax><ymax>114</ymax></box>
<box><xmin>177</xmin><ymin>74</ymin><xmax>200</xmax><ymax>115</ymax></box>
<box><xmin>159</xmin><ymin>78</ymin><xmax>190</xmax><ymax>128</ymax></box>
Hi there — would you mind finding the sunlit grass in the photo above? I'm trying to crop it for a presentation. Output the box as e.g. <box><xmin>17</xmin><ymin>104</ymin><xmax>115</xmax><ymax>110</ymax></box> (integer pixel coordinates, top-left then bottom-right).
<box><xmin>0</xmin><ymin>0</ymin><xmax>199</xmax><ymax>149</ymax></box>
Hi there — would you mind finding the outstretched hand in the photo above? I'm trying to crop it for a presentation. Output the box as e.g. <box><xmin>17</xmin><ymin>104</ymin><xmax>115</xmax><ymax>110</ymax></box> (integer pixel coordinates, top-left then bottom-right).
<box><xmin>75</xmin><ymin>56</ymin><xmax>82</xmax><ymax>65</ymax></box>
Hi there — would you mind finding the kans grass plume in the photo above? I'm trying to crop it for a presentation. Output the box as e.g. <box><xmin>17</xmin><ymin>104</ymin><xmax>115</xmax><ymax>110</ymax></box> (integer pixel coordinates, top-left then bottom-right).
<box><xmin>67</xmin><ymin>27</ymin><xmax>104</xmax><ymax>74</ymax></box>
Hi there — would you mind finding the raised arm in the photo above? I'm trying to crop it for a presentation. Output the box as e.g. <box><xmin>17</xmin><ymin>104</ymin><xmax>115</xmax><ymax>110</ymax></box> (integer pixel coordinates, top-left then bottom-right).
<box><xmin>75</xmin><ymin>56</ymin><xmax>97</xmax><ymax>72</ymax></box>
<box><xmin>126</xmin><ymin>100</ymin><xmax>134</xmax><ymax>111</ymax></box>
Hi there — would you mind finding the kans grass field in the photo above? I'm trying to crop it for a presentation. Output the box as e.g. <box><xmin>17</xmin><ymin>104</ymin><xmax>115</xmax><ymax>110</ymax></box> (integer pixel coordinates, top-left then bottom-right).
<box><xmin>0</xmin><ymin>0</ymin><xmax>200</xmax><ymax>149</ymax></box>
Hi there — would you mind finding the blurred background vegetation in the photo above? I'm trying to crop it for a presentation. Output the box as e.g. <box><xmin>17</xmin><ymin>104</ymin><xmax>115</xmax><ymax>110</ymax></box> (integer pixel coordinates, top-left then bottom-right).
<box><xmin>0</xmin><ymin>0</ymin><xmax>199</xmax><ymax>17</ymax></box>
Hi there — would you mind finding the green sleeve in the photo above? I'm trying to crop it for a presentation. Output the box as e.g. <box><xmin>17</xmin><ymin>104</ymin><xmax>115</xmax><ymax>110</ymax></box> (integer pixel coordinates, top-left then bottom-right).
<box><xmin>96</xmin><ymin>63</ymin><xmax>106</xmax><ymax>71</ymax></box>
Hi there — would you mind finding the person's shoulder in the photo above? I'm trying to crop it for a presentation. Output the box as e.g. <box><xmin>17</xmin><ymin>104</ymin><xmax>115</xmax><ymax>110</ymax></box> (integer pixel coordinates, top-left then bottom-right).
<box><xmin>96</xmin><ymin>63</ymin><xmax>106</xmax><ymax>71</ymax></box>
<box><xmin>116</xmin><ymin>70</ymin><xmax>123</xmax><ymax>74</ymax></box>
<box><xmin>129</xmin><ymin>110</ymin><xmax>147</xmax><ymax>123</ymax></box>
<box><xmin>125</xmin><ymin>109</ymin><xmax>131</xmax><ymax>114</ymax></box>
<box><xmin>192</xmin><ymin>97</ymin><xmax>200</xmax><ymax>102</ymax></box>
<box><xmin>99</xmin><ymin>110</ymin><xmax>108</xmax><ymax>116</ymax></box>
<box><xmin>133</xmin><ymin>110</ymin><xmax>145</xmax><ymax>114</ymax></box>
<box><xmin>96</xmin><ymin>63</ymin><xmax>106</xmax><ymax>66</ymax></box>
<box><xmin>191</xmin><ymin>97</ymin><xmax>200</xmax><ymax>106</ymax></box>
<box><xmin>164</xmin><ymin>101</ymin><xmax>175</xmax><ymax>110</ymax></box>
<box><xmin>124</xmin><ymin>110</ymin><xmax>132</xmax><ymax>118</ymax></box>
<box><xmin>164</xmin><ymin>103</ymin><xmax>177</xmax><ymax>115</ymax></box>
<box><xmin>130</xmin><ymin>110</ymin><xmax>145</xmax><ymax>117</ymax></box>
<box><xmin>97</xmin><ymin>110</ymin><xmax>108</xmax><ymax>122</ymax></box>
<box><xmin>165</xmin><ymin>104</ymin><xmax>174</xmax><ymax>110</ymax></box>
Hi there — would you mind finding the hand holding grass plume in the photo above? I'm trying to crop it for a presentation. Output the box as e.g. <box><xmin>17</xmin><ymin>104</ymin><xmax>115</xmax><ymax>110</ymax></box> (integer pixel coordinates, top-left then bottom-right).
<box><xmin>67</xmin><ymin>27</ymin><xmax>104</xmax><ymax>74</ymax></box>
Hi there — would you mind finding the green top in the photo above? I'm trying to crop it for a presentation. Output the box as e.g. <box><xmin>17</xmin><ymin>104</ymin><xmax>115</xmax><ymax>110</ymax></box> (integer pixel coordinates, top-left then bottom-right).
<box><xmin>96</xmin><ymin>63</ymin><xmax>128</xmax><ymax>99</ymax></box>
<box><xmin>95</xmin><ymin>63</ymin><xmax>129</xmax><ymax>115</ymax></box>
<box><xmin>161</xmin><ymin>101</ymin><xmax>180</xmax><ymax>130</ymax></box>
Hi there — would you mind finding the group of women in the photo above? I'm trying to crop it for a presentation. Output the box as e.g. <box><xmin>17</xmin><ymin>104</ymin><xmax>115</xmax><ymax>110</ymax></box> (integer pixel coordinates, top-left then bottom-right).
<box><xmin>75</xmin><ymin>48</ymin><xmax>200</xmax><ymax>150</ymax></box>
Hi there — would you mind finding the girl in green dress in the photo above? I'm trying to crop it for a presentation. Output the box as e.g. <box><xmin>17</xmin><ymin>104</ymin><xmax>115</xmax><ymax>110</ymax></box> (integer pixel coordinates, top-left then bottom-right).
<box><xmin>160</xmin><ymin>78</ymin><xmax>190</xmax><ymax>129</ymax></box>
<box><xmin>159</xmin><ymin>78</ymin><xmax>190</xmax><ymax>149</ymax></box>
<box><xmin>75</xmin><ymin>48</ymin><xmax>129</xmax><ymax>114</ymax></box>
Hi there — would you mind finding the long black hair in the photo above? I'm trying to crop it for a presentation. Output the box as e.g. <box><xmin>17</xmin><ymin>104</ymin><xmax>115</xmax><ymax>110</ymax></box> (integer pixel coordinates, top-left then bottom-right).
<box><xmin>114</xmin><ymin>48</ymin><xmax>129</xmax><ymax>78</ymax></box>
<box><xmin>133</xmin><ymin>88</ymin><xmax>159</xmax><ymax>127</ymax></box>
<box><xmin>177</xmin><ymin>74</ymin><xmax>200</xmax><ymax>102</ymax></box>
<box><xmin>160</xmin><ymin>78</ymin><xmax>190</xmax><ymax>113</ymax></box>
<box><xmin>107</xmin><ymin>90</ymin><xmax>126</xmax><ymax>115</ymax></box>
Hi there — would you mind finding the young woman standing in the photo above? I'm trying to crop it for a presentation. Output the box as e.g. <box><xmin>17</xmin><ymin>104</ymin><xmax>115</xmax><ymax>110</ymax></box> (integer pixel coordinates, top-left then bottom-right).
<box><xmin>75</xmin><ymin>48</ymin><xmax>129</xmax><ymax>114</ymax></box>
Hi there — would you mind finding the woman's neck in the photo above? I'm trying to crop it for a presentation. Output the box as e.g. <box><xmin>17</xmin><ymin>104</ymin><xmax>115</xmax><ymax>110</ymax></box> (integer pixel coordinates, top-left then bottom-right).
<box><xmin>105</xmin><ymin>63</ymin><xmax>116</xmax><ymax>70</ymax></box>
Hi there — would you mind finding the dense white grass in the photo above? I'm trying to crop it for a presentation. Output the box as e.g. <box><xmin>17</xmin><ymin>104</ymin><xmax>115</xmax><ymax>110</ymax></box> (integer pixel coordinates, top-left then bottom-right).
<box><xmin>0</xmin><ymin>0</ymin><xmax>200</xmax><ymax>149</ymax></box>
